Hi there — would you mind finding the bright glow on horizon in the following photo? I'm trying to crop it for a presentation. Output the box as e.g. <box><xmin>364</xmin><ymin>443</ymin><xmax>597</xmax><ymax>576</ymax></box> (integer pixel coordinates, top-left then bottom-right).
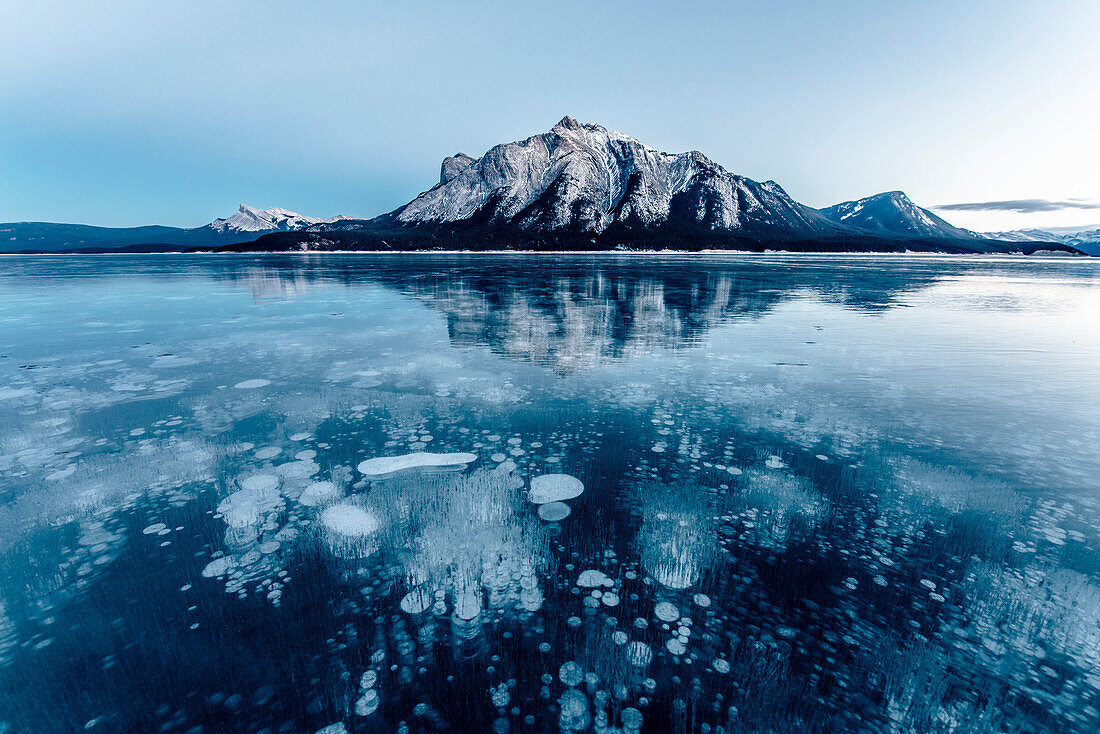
<box><xmin>1</xmin><ymin>0</ymin><xmax>1097</xmax><ymax>232</ymax></box>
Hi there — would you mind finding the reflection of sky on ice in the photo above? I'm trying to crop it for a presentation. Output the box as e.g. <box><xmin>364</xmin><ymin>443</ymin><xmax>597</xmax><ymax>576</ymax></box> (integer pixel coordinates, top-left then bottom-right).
<box><xmin>0</xmin><ymin>255</ymin><xmax>1098</xmax><ymax>732</ymax></box>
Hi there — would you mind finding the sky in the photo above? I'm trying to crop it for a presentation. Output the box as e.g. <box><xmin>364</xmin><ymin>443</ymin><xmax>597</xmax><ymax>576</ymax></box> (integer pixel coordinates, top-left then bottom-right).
<box><xmin>2</xmin><ymin>0</ymin><xmax>1098</xmax><ymax>232</ymax></box>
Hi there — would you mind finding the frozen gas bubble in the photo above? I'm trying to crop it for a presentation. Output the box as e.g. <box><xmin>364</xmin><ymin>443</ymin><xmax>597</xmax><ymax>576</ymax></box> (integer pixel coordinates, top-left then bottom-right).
<box><xmin>315</xmin><ymin>725</ymin><xmax>347</xmax><ymax>734</ymax></box>
<box><xmin>202</xmin><ymin>556</ymin><xmax>237</xmax><ymax>578</ymax></box>
<box><xmin>357</xmin><ymin>452</ymin><xmax>477</xmax><ymax>477</ymax></box>
<box><xmin>626</xmin><ymin>641</ymin><xmax>653</xmax><ymax>667</ymax></box>
<box><xmin>290</xmin><ymin>432</ymin><xmax>311</xmax><ymax>441</ymax></box>
<box><xmin>490</xmin><ymin>453</ymin><xmax>507</xmax><ymax>462</ymax></box>
<box><xmin>295</xmin><ymin>450</ymin><xmax>317</xmax><ymax>460</ymax></box>
<box><xmin>529</xmin><ymin>474</ymin><xmax>584</xmax><ymax>504</ymax></box>
<box><xmin>654</xmin><ymin>601</ymin><xmax>680</xmax><ymax>622</ymax></box>
<box><xmin>666</xmin><ymin>639</ymin><xmax>686</xmax><ymax>655</ymax></box>
<box><xmin>276</xmin><ymin>460</ymin><xmax>318</xmax><ymax>479</ymax></box>
<box><xmin>360</xmin><ymin>670</ymin><xmax>377</xmax><ymax>689</ymax></box>
<box><xmin>538</xmin><ymin>502</ymin><xmax>571</xmax><ymax>522</ymax></box>
<box><xmin>454</xmin><ymin>589</ymin><xmax>482</xmax><ymax>620</ymax></box>
<box><xmin>576</xmin><ymin>570</ymin><xmax>612</xmax><ymax>588</ymax></box>
<box><xmin>559</xmin><ymin>661</ymin><xmax>584</xmax><ymax>686</ymax></box>
<box><xmin>255</xmin><ymin>446</ymin><xmax>282</xmax><ymax>460</ymax></box>
<box><xmin>693</xmin><ymin>593</ymin><xmax>711</xmax><ymax>608</ymax></box>
<box><xmin>354</xmin><ymin>690</ymin><xmax>379</xmax><ymax>716</ymax></box>
<box><xmin>400</xmin><ymin>587</ymin><xmax>432</xmax><ymax>614</ymax></box>
<box><xmin>238</xmin><ymin>474</ymin><xmax>280</xmax><ymax>493</ymax></box>
<box><xmin>816</xmin><ymin>454</ymin><xmax>829</xmax><ymax>461</ymax></box>
<box><xmin>765</xmin><ymin>456</ymin><xmax>785</xmax><ymax>469</ymax></box>
<box><xmin>299</xmin><ymin>481</ymin><xmax>339</xmax><ymax>507</ymax></box>
<box><xmin>142</xmin><ymin>523</ymin><xmax>167</xmax><ymax>535</ymax></box>
<box><xmin>622</xmin><ymin>708</ymin><xmax>643</xmax><ymax>730</ymax></box>
<box><xmin>234</xmin><ymin>379</ymin><xmax>271</xmax><ymax>389</ymax></box>
<box><xmin>321</xmin><ymin>504</ymin><xmax>381</xmax><ymax>537</ymax></box>
<box><xmin>612</xmin><ymin>631</ymin><xmax>629</xmax><ymax>645</ymax></box>
<box><xmin>713</xmin><ymin>658</ymin><xmax>730</xmax><ymax>674</ymax></box>
<box><xmin>218</xmin><ymin>485</ymin><xmax>283</xmax><ymax>528</ymax></box>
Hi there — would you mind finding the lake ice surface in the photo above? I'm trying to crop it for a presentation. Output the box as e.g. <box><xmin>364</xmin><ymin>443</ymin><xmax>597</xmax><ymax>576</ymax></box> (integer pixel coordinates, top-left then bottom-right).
<box><xmin>0</xmin><ymin>253</ymin><xmax>1098</xmax><ymax>733</ymax></box>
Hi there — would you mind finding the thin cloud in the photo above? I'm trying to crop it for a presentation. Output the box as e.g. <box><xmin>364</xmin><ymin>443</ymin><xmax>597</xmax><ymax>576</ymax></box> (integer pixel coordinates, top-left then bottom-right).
<box><xmin>934</xmin><ymin>199</ymin><xmax>1100</xmax><ymax>213</ymax></box>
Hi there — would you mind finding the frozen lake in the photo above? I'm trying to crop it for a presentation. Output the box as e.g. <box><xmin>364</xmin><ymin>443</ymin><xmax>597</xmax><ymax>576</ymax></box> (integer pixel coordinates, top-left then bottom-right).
<box><xmin>1</xmin><ymin>253</ymin><xmax>1098</xmax><ymax>733</ymax></box>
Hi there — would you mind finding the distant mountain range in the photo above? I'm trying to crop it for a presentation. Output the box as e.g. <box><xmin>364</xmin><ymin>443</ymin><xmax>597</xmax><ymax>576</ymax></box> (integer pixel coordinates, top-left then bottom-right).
<box><xmin>0</xmin><ymin>205</ymin><xmax>348</xmax><ymax>253</ymax></box>
<box><xmin>977</xmin><ymin>225</ymin><xmax>1100</xmax><ymax>256</ymax></box>
<box><xmin>1</xmin><ymin>118</ymin><xmax>1090</xmax><ymax>255</ymax></box>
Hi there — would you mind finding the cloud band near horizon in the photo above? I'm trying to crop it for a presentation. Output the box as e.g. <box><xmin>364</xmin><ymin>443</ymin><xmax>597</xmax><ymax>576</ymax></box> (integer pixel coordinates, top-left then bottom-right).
<box><xmin>935</xmin><ymin>199</ymin><xmax>1099</xmax><ymax>213</ymax></box>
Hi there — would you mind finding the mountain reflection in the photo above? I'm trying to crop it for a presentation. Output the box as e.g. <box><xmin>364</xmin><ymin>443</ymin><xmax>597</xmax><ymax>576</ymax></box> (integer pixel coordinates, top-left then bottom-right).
<box><xmin>213</xmin><ymin>254</ymin><xmax>957</xmax><ymax>371</ymax></box>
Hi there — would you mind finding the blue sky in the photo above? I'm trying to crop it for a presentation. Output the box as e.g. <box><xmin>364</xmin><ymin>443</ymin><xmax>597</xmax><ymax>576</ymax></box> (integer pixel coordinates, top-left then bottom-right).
<box><xmin>2</xmin><ymin>0</ymin><xmax>1097</xmax><ymax>231</ymax></box>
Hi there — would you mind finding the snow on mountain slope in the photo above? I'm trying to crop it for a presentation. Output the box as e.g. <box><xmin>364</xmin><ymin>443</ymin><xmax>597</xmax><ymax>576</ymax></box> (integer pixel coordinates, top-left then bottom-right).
<box><xmin>981</xmin><ymin>226</ymin><xmax>1100</xmax><ymax>255</ymax></box>
<box><xmin>818</xmin><ymin>191</ymin><xmax>976</xmax><ymax>239</ymax></box>
<box><xmin>383</xmin><ymin>117</ymin><xmax>844</xmax><ymax>236</ymax></box>
<box><xmin>209</xmin><ymin>205</ymin><xmax>324</xmax><ymax>233</ymax></box>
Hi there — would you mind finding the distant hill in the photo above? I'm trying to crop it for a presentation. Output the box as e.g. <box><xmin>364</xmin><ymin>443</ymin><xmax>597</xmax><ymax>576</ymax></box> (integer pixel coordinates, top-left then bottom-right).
<box><xmin>818</xmin><ymin>191</ymin><xmax>977</xmax><ymax>240</ymax></box>
<box><xmin>0</xmin><ymin>205</ymin><xmax>344</xmax><ymax>253</ymax></box>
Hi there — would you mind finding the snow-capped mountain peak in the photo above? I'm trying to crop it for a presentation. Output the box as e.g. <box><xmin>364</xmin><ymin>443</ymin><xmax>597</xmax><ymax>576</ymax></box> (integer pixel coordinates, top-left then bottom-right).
<box><xmin>818</xmin><ymin>191</ymin><xmax>976</xmax><ymax>239</ymax></box>
<box><xmin>209</xmin><ymin>205</ymin><xmax>324</xmax><ymax>233</ymax></box>
<box><xmin>386</xmin><ymin>116</ymin><xmax>841</xmax><ymax>236</ymax></box>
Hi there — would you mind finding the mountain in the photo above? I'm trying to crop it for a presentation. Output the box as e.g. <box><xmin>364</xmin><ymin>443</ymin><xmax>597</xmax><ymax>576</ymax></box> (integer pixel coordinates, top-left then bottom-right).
<box><xmin>210</xmin><ymin>205</ymin><xmax>324</xmax><ymax>234</ymax></box>
<box><xmin>244</xmin><ymin>117</ymin><xmax>1080</xmax><ymax>254</ymax></box>
<box><xmin>818</xmin><ymin>191</ymin><xmax>977</xmax><ymax>240</ymax></box>
<box><xmin>0</xmin><ymin>205</ymin><xmax>340</xmax><ymax>253</ymax></box>
<box><xmin>377</xmin><ymin>116</ymin><xmax>844</xmax><ymax>238</ymax></box>
<box><xmin>980</xmin><ymin>226</ymin><xmax>1100</xmax><ymax>256</ymax></box>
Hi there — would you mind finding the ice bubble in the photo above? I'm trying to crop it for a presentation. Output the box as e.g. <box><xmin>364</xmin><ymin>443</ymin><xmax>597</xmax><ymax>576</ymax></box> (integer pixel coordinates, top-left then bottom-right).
<box><xmin>358</xmin><ymin>452</ymin><xmax>477</xmax><ymax>477</ymax></box>
<box><xmin>142</xmin><ymin>523</ymin><xmax>167</xmax><ymax>535</ymax></box>
<box><xmin>238</xmin><ymin>473</ymin><xmax>280</xmax><ymax>493</ymax></box>
<box><xmin>218</xmin><ymin>484</ymin><xmax>283</xmax><ymax>528</ymax></box>
<box><xmin>315</xmin><ymin>725</ymin><xmax>347</xmax><ymax>734</ymax></box>
<box><xmin>254</xmin><ymin>446</ymin><xmax>282</xmax><ymax>460</ymax></box>
<box><xmin>321</xmin><ymin>504</ymin><xmax>381</xmax><ymax>537</ymax></box>
<box><xmin>666</xmin><ymin>639</ymin><xmax>686</xmax><ymax>655</ymax></box>
<box><xmin>576</xmin><ymin>570</ymin><xmax>612</xmax><ymax>588</ymax></box>
<box><xmin>529</xmin><ymin>474</ymin><xmax>584</xmax><ymax>504</ymax></box>
<box><xmin>202</xmin><ymin>556</ymin><xmax>237</xmax><ymax>578</ymax></box>
<box><xmin>454</xmin><ymin>589</ymin><xmax>482</xmax><ymax>620</ymax></box>
<box><xmin>538</xmin><ymin>502</ymin><xmax>571</xmax><ymax>522</ymax></box>
<box><xmin>626</xmin><ymin>641</ymin><xmax>653</xmax><ymax>667</ymax></box>
<box><xmin>654</xmin><ymin>601</ymin><xmax>680</xmax><ymax>622</ymax></box>
<box><xmin>713</xmin><ymin>658</ymin><xmax>730</xmax><ymax>674</ymax></box>
<box><xmin>234</xmin><ymin>379</ymin><xmax>271</xmax><ymax>389</ymax></box>
<box><xmin>290</xmin><ymin>432</ymin><xmax>311</xmax><ymax>441</ymax></box>
<box><xmin>559</xmin><ymin>661</ymin><xmax>584</xmax><ymax>687</ymax></box>
<box><xmin>299</xmin><ymin>481</ymin><xmax>339</xmax><ymax>507</ymax></box>
<box><xmin>693</xmin><ymin>593</ymin><xmax>711</xmax><ymax>608</ymax></box>
<box><xmin>765</xmin><ymin>456</ymin><xmax>785</xmax><ymax>469</ymax></box>
<box><xmin>355</xmin><ymin>690</ymin><xmax>379</xmax><ymax>716</ymax></box>
<box><xmin>400</xmin><ymin>587</ymin><xmax>432</xmax><ymax>614</ymax></box>
<box><xmin>276</xmin><ymin>460</ymin><xmax>318</xmax><ymax>479</ymax></box>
